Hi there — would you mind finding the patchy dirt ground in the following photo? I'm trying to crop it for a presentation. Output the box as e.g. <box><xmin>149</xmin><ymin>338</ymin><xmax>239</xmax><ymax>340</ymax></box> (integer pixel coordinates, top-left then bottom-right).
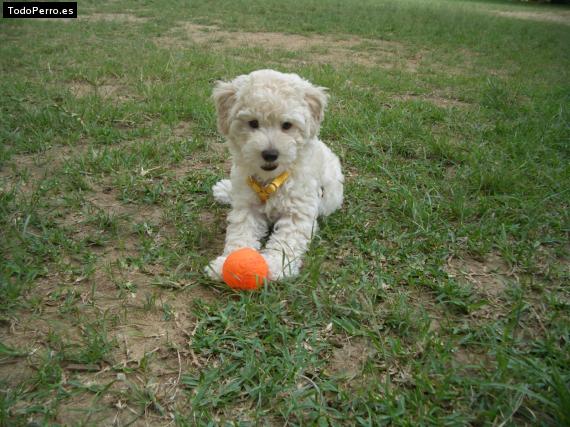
<box><xmin>341</xmin><ymin>79</ymin><xmax>473</xmax><ymax>110</ymax></box>
<box><xmin>0</xmin><ymin>130</ymin><xmax>225</xmax><ymax>424</ymax></box>
<box><xmin>155</xmin><ymin>23</ymin><xmax>419</xmax><ymax>71</ymax></box>
<box><xmin>445</xmin><ymin>253</ymin><xmax>518</xmax><ymax>324</ymax></box>
<box><xmin>327</xmin><ymin>337</ymin><xmax>376</xmax><ymax>380</ymax></box>
<box><xmin>0</xmin><ymin>142</ymin><xmax>89</xmax><ymax>194</ymax></box>
<box><xmin>392</xmin><ymin>93</ymin><xmax>471</xmax><ymax>109</ymax></box>
<box><xmin>68</xmin><ymin>78</ymin><xmax>135</xmax><ymax>102</ymax></box>
<box><xmin>446</xmin><ymin>254</ymin><xmax>512</xmax><ymax>300</ymax></box>
<box><xmin>493</xmin><ymin>9</ymin><xmax>570</xmax><ymax>26</ymax></box>
<box><xmin>81</xmin><ymin>13</ymin><xmax>149</xmax><ymax>24</ymax></box>
<box><xmin>3</xmin><ymin>3</ymin><xmax>568</xmax><ymax>423</ymax></box>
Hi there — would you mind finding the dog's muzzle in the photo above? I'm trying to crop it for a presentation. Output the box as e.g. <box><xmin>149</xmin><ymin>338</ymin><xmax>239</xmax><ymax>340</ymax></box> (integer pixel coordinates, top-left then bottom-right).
<box><xmin>261</xmin><ymin>149</ymin><xmax>279</xmax><ymax>171</ymax></box>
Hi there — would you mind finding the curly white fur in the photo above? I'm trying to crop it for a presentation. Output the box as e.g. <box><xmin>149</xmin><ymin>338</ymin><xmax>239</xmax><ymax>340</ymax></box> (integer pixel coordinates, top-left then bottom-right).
<box><xmin>206</xmin><ymin>69</ymin><xmax>344</xmax><ymax>281</ymax></box>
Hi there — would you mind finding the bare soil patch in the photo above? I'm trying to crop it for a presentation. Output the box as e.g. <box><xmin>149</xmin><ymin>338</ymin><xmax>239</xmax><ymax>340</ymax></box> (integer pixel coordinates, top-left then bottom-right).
<box><xmin>86</xmin><ymin>185</ymin><xmax>164</xmax><ymax>225</ymax></box>
<box><xmin>155</xmin><ymin>23</ymin><xmax>416</xmax><ymax>71</ymax></box>
<box><xmin>327</xmin><ymin>337</ymin><xmax>375</xmax><ymax>379</ymax></box>
<box><xmin>68</xmin><ymin>81</ymin><xmax>92</xmax><ymax>97</ymax></box>
<box><xmin>1</xmin><ymin>197</ymin><xmax>216</xmax><ymax>424</ymax></box>
<box><xmin>172</xmin><ymin>121</ymin><xmax>193</xmax><ymax>139</ymax></box>
<box><xmin>342</xmin><ymin>80</ymin><xmax>472</xmax><ymax>109</ymax></box>
<box><xmin>1</xmin><ymin>278</ymin><xmax>209</xmax><ymax>424</ymax></box>
<box><xmin>97</xmin><ymin>84</ymin><xmax>129</xmax><ymax>101</ymax></box>
<box><xmin>493</xmin><ymin>10</ymin><xmax>570</xmax><ymax>26</ymax></box>
<box><xmin>452</xmin><ymin>347</ymin><xmax>493</xmax><ymax>370</ymax></box>
<box><xmin>0</xmin><ymin>142</ymin><xmax>88</xmax><ymax>193</ymax></box>
<box><xmin>393</xmin><ymin>93</ymin><xmax>471</xmax><ymax>109</ymax></box>
<box><xmin>0</xmin><ymin>354</ymin><xmax>36</xmax><ymax>388</ymax></box>
<box><xmin>35</xmin><ymin>17</ymin><xmax>75</xmax><ymax>23</ymax></box>
<box><xmin>81</xmin><ymin>13</ymin><xmax>149</xmax><ymax>24</ymax></box>
<box><xmin>68</xmin><ymin>79</ymin><xmax>134</xmax><ymax>102</ymax></box>
<box><xmin>55</xmin><ymin>394</ymin><xmax>122</xmax><ymax>427</ymax></box>
<box><xmin>446</xmin><ymin>254</ymin><xmax>512</xmax><ymax>299</ymax></box>
<box><xmin>169</xmin><ymin>146</ymin><xmax>230</xmax><ymax>180</ymax></box>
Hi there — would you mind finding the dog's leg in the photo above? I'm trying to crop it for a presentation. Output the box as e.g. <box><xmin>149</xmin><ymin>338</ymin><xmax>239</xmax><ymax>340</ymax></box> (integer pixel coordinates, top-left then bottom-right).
<box><xmin>206</xmin><ymin>206</ymin><xmax>268</xmax><ymax>280</ymax></box>
<box><xmin>261</xmin><ymin>209</ymin><xmax>318</xmax><ymax>280</ymax></box>
<box><xmin>317</xmin><ymin>144</ymin><xmax>344</xmax><ymax>217</ymax></box>
<box><xmin>212</xmin><ymin>179</ymin><xmax>232</xmax><ymax>205</ymax></box>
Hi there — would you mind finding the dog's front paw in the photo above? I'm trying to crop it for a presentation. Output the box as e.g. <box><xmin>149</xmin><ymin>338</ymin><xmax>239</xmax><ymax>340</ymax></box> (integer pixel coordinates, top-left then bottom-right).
<box><xmin>261</xmin><ymin>252</ymin><xmax>300</xmax><ymax>281</ymax></box>
<box><xmin>205</xmin><ymin>255</ymin><xmax>227</xmax><ymax>281</ymax></box>
<box><xmin>212</xmin><ymin>179</ymin><xmax>232</xmax><ymax>205</ymax></box>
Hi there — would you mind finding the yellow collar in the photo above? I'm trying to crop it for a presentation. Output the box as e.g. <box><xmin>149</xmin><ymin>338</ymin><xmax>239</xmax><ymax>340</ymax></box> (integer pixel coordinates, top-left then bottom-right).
<box><xmin>247</xmin><ymin>171</ymin><xmax>290</xmax><ymax>203</ymax></box>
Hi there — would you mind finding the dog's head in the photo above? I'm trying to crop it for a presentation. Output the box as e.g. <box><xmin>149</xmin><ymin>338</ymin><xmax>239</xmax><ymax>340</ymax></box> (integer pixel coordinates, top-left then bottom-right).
<box><xmin>213</xmin><ymin>69</ymin><xmax>328</xmax><ymax>178</ymax></box>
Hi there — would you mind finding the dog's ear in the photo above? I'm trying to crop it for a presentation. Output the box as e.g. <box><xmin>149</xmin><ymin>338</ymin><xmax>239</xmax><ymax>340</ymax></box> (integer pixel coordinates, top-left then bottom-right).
<box><xmin>212</xmin><ymin>80</ymin><xmax>239</xmax><ymax>136</ymax></box>
<box><xmin>304</xmin><ymin>84</ymin><xmax>328</xmax><ymax>138</ymax></box>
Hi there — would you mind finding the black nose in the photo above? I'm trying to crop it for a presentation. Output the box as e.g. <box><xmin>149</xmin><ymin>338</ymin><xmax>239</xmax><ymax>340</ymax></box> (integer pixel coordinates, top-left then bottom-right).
<box><xmin>261</xmin><ymin>149</ymin><xmax>279</xmax><ymax>162</ymax></box>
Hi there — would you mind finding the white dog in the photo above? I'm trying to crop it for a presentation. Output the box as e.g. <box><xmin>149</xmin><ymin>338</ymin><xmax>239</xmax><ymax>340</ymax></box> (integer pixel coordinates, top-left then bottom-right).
<box><xmin>206</xmin><ymin>69</ymin><xmax>344</xmax><ymax>281</ymax></box>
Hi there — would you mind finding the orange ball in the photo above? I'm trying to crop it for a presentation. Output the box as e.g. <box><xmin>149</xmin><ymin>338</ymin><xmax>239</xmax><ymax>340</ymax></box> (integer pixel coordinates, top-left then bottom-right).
<box><xmin>222</xmin><ymin>248</ymin><xmax>269</xmax><ymax>290</ymax></box>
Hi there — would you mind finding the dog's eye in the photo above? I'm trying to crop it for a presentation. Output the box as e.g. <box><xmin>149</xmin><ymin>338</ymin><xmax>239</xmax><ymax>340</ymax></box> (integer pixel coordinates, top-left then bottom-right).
<box><xmin>282</xmin><ymin>122</ymin><xmax>292</xmax><ymax>130</ymax></box>
<box><xmin>248</xmin><ymin>120</ymin><xmax>259</xmax><ymax>129</ymax></box>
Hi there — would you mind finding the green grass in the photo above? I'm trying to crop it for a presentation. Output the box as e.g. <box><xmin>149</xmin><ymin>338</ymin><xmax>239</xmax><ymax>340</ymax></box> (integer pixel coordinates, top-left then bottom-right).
<box><xmin>1</xmin><ymin>0</ymin><xmax>569</xmax><ymax>425</ymax></box>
